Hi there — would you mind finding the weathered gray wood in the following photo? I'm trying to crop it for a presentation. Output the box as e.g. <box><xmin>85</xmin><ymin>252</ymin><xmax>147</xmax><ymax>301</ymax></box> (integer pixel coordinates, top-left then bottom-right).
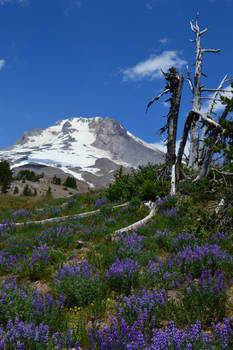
<box><xmin>15</xmin><ymin>202</ymin><xmax>129</xmax><ymax>227</ymax></box>
<box><xmin>188</xmin><ymin>13</ymin><xmax>220</xmax><ymax>169</ymax></box>
<box><xmin>146</xmin><ymin>68</ymin><xmax>184</xmax><ymax>194</ymax></box>
<box><xmin>112</xmin><ymin>202</ymin><xmax>157</xmax><ymax>237</ymax></box>
<box><xmin>146</xmin><ymin>89</ymin><xmax>169</xmax><ymax>112</ymax></box>
<box><xmin>176</xmin><ymin>111</ymin><xmax>198</xmax><ymax>180</ymax></box>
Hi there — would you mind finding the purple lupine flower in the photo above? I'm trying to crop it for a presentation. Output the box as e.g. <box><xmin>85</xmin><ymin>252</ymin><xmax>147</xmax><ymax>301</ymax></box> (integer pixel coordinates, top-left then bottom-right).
<box><xmin>116</xmin><ymin>231</ymin><xmax>144</xmax><ymax>252</ymax></box>
<box><xmin>36</xmin><ymin>224</ymin><xmax>74</xmax><ymax>247</ymax></box>
<box><xmin>55</xmin><ymin>259</ymin><xmax>97</xmax><ymax>283</ymax></box>
<box><xmin>171</xmin><ymin>233</ymin><xmax>196</xmax><ymax>251</ymax></box>
<box><xmin>0</xmin><ymin>219</ymin><xmax>16</xmax><ymax>238</ymax></box>
<box><xmin>106</xmin><ymin>258</ymin><xmax>140</xmax><ymax>279</ymax></box>
<box><xmin>12</xmin><ymin>209</ymin><xmax>32</xmax><ymax>217</ymax></box>
<box><xmin>94</xmin><ymin>197</ymin><xmax>108</xmax><ymax>208</ymax></box>
<box><xmin>162</xmin><ymin>206</ymin><xmax>179</xmax><ymax>217</ymax></box>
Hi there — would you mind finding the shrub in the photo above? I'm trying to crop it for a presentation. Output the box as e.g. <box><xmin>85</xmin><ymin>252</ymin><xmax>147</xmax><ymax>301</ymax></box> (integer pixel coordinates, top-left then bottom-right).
<box><xmin>138</xmin><ymin>180</ymin><xmax>158</xmax><ymax>201</ymax></box>
<box><xmin>0</xmin><ymin>160</ymin><xmax>13</xmax><ymax>193</ymax></box>
<box><xmin>54</xmin><ymin>260</ymin><xmax>104</xmax><ymax>307</ymax></box>
<box><xmin>106</xmin><ymin>258</ymin><xmax>140</xmax><ymax>294</ymax></box>
<box><xmin>63</xmin><ymin>176</ymin><xmax>77</xmax><ymax>189</ymax></box>
<box><xmin>52</xmin><ymin>175</ymin><xmax>61</xmax><ymax>185</ymax></box>
<box><xmin>16</xmin><ymin>170</ymin><xmax>44</xmax><ymax>182</ymax></box>
<box><xmin>23</xmin><ymin>184</ymin><xmax>33</xmax><ymax>196</ymax></box>
<box><xmin>177</xmin><ymin>269</ymin><xmax>228</xmax><ymax>326</ymax></box>
<box><xmin>106</xmin><ymin>163</ymin><xmax>164</xmax><ymax>202</ymax></box>
<box><xmin>13</xmin><ymin>186</ymin><xmax>19</xmax><ymax>194</ymax></box>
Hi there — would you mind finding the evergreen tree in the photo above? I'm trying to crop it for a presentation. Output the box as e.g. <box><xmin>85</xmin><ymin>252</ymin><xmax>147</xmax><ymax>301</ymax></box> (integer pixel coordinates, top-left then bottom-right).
<box><xmin>0</xmin><ymin>160</ymin><xmax>13</xmax><ymax>193</ymax></box>
<box><xmin>23</xmin><ymin>184</ymin><xmax>32</xmax><ymax>196</ymax></box>
<box><xmin>52</xmin><ymin>175</ymin><xmax>61</xmax><ymax>185</ymax></box>
<box><xmin>63</xmin><ymin>176</ymin><xmax>77</xmax><ymax>189</ymax></box>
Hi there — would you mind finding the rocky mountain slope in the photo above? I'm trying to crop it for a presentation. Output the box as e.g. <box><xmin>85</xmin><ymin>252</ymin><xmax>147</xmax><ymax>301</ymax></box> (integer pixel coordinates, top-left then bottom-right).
<box><xmin>0</xmin><ymin>116</ymin><xmax>164</xmax><ymax>189</ymax></box>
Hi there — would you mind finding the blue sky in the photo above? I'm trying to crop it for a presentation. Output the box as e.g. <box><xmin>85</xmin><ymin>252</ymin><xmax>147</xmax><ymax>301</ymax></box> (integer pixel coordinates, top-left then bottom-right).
<box><xmin>0</xmin><ymin>0</ymin><xmax>232</xmax><ymax>149</ymax></box>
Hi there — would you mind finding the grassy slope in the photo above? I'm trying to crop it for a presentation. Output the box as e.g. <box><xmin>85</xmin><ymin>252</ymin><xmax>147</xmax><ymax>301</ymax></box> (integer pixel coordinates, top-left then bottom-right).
<box><xmin>0</xmin><ymin>187</ymin><xmax>232</xmax><ymax>349</ymax></box>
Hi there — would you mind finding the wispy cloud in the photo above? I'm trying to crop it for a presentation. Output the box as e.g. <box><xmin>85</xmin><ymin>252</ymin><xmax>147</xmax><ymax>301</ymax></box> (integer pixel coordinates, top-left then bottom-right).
<box><xmin>159</xmin><ymin>38</ymin><xmax>168</xmax><ymax>45</ymax></box>
<box><xmin>64</xmin><ymin>0</ymin><xmax>81</xmax><ymax>16</ymax></box>
<box><xmin>122</xmin><ymin>51</ymin><xmax>187</xmax><ymax>81</ymax></box>
<box><xmin>145</xmin><ymin>2</ymin><xmax>153</xmax><ymax>10</ymax></box>
<box><xmin>74</xmin><ymin>0</ymin><xmax>81</xmax><ymax>7</ymax></box>
<box><xmin>201</xmin><ymin>85</ymin><xmax>232</xmax><ymax>114</ymax></box>
<box><xmin>0</xmin><ymin>0</ymin><xmax>29</xmax><ymax>5</ymax></box>
<box><xmin>0</xmin><ymin>60</ymin><xmax>5</xmax><ymax>70</ymax></box>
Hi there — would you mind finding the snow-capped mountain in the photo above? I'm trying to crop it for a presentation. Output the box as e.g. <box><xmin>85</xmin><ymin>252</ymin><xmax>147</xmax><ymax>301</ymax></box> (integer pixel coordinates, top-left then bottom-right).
<box><xmin>0</xmin><ymin>117</ymin><xmax>164</xmax><ymax>189</ymax></box>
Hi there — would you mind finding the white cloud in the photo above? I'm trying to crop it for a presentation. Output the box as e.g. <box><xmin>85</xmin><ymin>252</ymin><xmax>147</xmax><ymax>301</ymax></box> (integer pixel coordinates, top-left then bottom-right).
<box><xmin>159</xmin><ymin>38</ymin><xmax>168</xmax><ymax>45</ymax></box>
<box><xmin>0</xmin><ymin>0</ymin><xmax>29</xmax><ymax>5</ymax></box>
<box><xmin>151</xmin><ymin>139</ymin><xmax>190</xmax><ymax>156</ymax></box>
<box><xmin>122</xmin><ymin>51</ymin><xmax>187</xmax><ymax>81</ymax></box>
<box><xmin>74</xmin><ymin>0</ymin><xmax>81</xmax><ymax>7</ymax></box>
<box><xmin>201</xmin><ymin>85</ymin><xmax>232</xmax><ymax>114</ymax></box>
<box><xmin>0</xmin><ymin>60</ymin><xmax>5</xmax><ymax>70</ymax></box>
<box><xmin>64</xmin><ymin>1</ymin><xmax>81</xmax><ymax>16</ymax></box>
<box><xmin>145</xmin><ymin>2</ymin><xmax>153</xmax><ymax>10</ymax></box>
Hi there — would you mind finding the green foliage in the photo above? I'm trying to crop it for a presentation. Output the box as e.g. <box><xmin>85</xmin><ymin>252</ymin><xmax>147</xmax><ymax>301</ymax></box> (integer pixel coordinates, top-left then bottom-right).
<box><xmin>0</xmin><ymin>160</ymin><xmax>13</xmax><ymax>193</ymax></box>
<box><xmin>178</xmin><ymin>178</ymin><xmax>215</xmax><ymax>202</ymax></box>
<box><xmin>23</xmin><ymin>184</ymin><xmax>33</xmax><ymax>196</ymax></box>
<box><xmin>63</xmin><ymin>176</ymin><xmax>77</xmax><ymax>189</ymax></box>
<box><xmin>46</xmin><ymin>186</ymin><xmax>52</xmax><ymax>198</ymax></box>
<box><xmin>106</xmin><ymin>164</ymin><xmax>167</xmax><ymax>201</ymax></box>
<box><xmin>52</xmin><ymin>175</ymin><xmax>61</xmax><ymax>185</ymax></box>
<box><xmin>13</xmin><ymin>186</ymin><xmax>19</xmax><ymax>194</ymax></box>
<box><xmin>16</xmin><ymin>170</ymin><xmax>44</xmax><ymax>182</ymax></box>
<box><xmin>138</xmin><ymin>180</ymin><xmax>158</xmax><ymax>201</ymax></box>
<box><xmin>175</xmin><ymin>277</ymin><xmax>227</xmax><ymax>327</ymax></box>
<box><xmin>54</xmin><ymin>276</ymin><xmax>104</xmax><ymax>308</ymax></box>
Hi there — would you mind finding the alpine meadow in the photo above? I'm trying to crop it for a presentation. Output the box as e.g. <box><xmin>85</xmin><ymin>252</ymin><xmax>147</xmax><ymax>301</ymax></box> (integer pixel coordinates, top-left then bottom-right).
<box><xmin>0</xmin><ymin>4</ymin><xmax>233</xmax><ymax>350</ymax></box>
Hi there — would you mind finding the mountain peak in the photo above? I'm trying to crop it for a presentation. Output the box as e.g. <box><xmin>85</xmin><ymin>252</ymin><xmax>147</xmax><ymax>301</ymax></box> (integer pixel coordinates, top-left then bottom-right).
<box><xmin>0</xmin><ymin>116</ymin><xmax>164</xmax><ymax>189</ymax></box>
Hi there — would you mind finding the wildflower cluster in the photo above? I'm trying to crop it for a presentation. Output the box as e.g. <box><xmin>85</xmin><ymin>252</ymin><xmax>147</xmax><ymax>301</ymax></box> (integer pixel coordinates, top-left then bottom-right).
<box><xmin>0</xmin><ymin>318</ymin><xmax>78</xmax><ymax>350</ymax></box>
<box><xmin>0</xmin><ymin>277</ymin><xmax>65</xmax><ymax>332</ymax></box>
<box><xmin>90</xmin><ymin>318</ymin><xmax>233</xmax><ymax>349</ymax></box>
<box><xmin>94</xmin><ymin>197</ymin><xmax>108</xmax><ymax>208</ymax></box>
<box><xmin>54</xmin><ymin>260</ymin><xmax>104</xmax><ymax>307</ymax></box>
<box><xmin>12</xmin><ymin>209</ymin><xmax>32</xmax><ymax>218</ymax></box>
<box><xmin>0</xmin><ymin>219</ymin><xmax>16</xmax><ymax>238</ymax></box>
<box><xmin>117</xmin><ymin>288</ymin><xmax>168</xmax><ymax>328</ymax></box>
<box><xmin>36</xmin><ymin>224</ymin><xmax>75</xmax><ymax>248</ymax></box>
<box><xmin>106</xmin><ymin>258</ymin><xmax>140</xmax><ymax>294</ymax></box>
<box><xmin>115</xmin><ymin>231</ymin><xmax>144</xmax><ymax>258</ymax></box>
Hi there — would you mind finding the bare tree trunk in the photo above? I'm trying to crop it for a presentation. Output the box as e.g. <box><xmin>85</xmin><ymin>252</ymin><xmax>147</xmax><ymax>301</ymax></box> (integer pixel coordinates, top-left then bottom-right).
<box><xmin>176</xmin><ymin>111</ymin><xmax>198</xmax><ymax>180</ymax></box>
<box><xmin>166</xmin><ymin>73</ymin><xmax>184</xmax><ymax>171</ymax></box>
<box><xmin>188</xmin><ymin>16</ymin><xmax>202</xmax><ymax>169</ymax></box>
<box><xmin>166</xmin><ymin>73</ymin><xmax>184</xmax><ymax>195</ymax></box>
<box><xmin>146</xmin><ymin>68</ymin><xmax>184</xmax><ymax>194</ymax></box>
<box><xmin>170</xmin><ymin>164</ymin><xmax>176</xmax><ymax>195</ymax></box>
<box><xmin>188</xmin><ymin>13</ymin><xmax>220</xmax><ymax>169</ymax></box>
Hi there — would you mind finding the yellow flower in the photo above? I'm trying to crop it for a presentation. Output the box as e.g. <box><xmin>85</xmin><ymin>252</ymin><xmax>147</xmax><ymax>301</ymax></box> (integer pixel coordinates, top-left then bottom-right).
<box><xmin>206</xmin><ymin>307</ymin><xmax>210</xmax><ymax>311</ymax></box>
<box><xmin>194</xmin><ymin>278</ymin><xmax>198</xmax><ymax>285</ymax></box>
<box><xmin>205</xmin><ymin>330</ymin><xmax>212</xmax><ymax>334</ymax></box>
